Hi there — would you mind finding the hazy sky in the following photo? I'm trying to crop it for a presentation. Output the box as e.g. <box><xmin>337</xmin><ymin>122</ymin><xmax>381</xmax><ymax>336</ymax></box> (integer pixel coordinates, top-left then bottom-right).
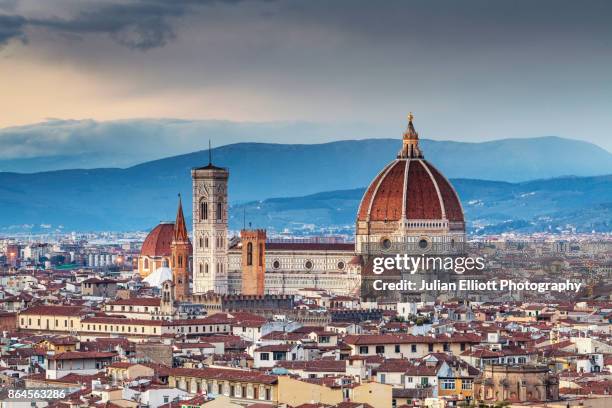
<box><xmin>1</xmin><ymin>0</ymin><xmax>611</xmax><ymax>151</ymax></box>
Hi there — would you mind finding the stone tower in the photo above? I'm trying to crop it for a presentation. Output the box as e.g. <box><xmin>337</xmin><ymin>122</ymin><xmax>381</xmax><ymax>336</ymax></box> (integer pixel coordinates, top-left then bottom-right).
<box><xmin>191</xmin><ymin>159</ymin><xmax>229</xmax><ymax>294</ymax></box>
<box><xmin>240</xmin><ymin>229</ymin><xmax>266</xmax><ymax>295</ymax></box>
<box><xmin>160</xmin><ymin>280</ymin><xmax>175</xmax><ymax>318</ymax></box>
<box><xmin>171</xmin><ymin>194</ymin><xmax>192</xmax><ymax>300</ymax></box>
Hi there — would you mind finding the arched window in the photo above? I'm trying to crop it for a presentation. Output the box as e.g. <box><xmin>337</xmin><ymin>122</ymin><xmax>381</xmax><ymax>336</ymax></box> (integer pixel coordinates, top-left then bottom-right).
<box><xmin>217</xmin><ymin>202</ymin><xmax>222</xmax><ymax>220</ymax></box>
<box><xmin>205</xmin><ymin>263</ymin><xmax>209</xmax><ymax>274</ymax></box>
<box><xmin>199</xmin><ymin>237</ymin><xmax>203</xmax><ymax>248</ymax></box>
<box><xmin>199</xmin><ymin>263</ymin><xmax>203</xmax><ymax>274</ymax></box>
<box><xmin>205</xmin><ymin>237</ymin><xmax>209</xmax><ymax>248</ymax></box>
<box><xmin>247</xmin><ymin>242</ymin><xmax>253</xmax><ymax>266</ymax></box>
<box><xmin>200</xmin><ymin>201</ymin><xmax>208</xmax><ymax>221</ymax></box>
<box><xmin>178</xmin><ymin>255</ymin><xmax>183</xmax><ymax>267</ymax></box>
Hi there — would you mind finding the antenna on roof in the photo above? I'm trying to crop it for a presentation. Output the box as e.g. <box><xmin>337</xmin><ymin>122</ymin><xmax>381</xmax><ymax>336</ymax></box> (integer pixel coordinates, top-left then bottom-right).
<box><xmin>208</xmin><ymin>139</ymin><xmax>212</xmax><ymax>165</ymax></box>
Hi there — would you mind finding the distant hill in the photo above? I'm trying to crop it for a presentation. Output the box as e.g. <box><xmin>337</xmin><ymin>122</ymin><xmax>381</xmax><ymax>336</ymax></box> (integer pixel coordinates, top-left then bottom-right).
<box><xmin>232</xmin><ymin>175</ymin><xmax>612</xmax><ymax>234</ymax></box>
<box><xmin>0</xmin><ymin>137</ymin><xmax>610</xmax><ymax>232</ymax></box>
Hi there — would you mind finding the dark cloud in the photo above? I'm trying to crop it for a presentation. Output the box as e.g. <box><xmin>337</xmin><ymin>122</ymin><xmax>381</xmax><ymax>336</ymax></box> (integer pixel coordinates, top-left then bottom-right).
<box><xmin>0</xmin><ymin>14</ymin><xmax>26</xmax><ymax>46</ymax></box>
<box><xmin>1</xmin><ymin>0</ymin><xmax>611</xmax><ymax>150</ymax></box>
<box><xmin>3</xmin><ymin>0</ymin><xmax>243</xmax><ymax>50</ymax></box>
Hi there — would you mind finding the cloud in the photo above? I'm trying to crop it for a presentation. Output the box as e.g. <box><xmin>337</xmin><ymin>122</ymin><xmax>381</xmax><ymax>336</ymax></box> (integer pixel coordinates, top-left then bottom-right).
<box><xmin>0</xmin><ymin>14</ymin><xmax>26</xmax><ymax>46</ymax></box>
<box><xmin>2</xmin><ymin>0</ymin><xmax>243</xmax><ymax>50</ymax></box>
<box><xmin>0</xmin><ymin>118</ymin><xmax>390</xmax><ymax>171</ymax></box>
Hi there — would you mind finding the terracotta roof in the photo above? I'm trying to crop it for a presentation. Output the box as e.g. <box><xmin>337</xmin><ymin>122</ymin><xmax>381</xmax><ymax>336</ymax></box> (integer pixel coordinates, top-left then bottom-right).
<box><xmin>81</xmin><ymin>316</ymin><xmax>163</xmax><ymax>326</ymax></box>
<box><xmin>255</xmin><ymin>344</ymin><xmax>296</xmax><ymax>352</ymax></box>
<box><xmin>357</xmin><ymin>158</ymin><xmax>463</xmax><ymax>223</ymax></box>
<box><xmin>20</xmin><ymin>305</ymin><xmax>85</xmax><ymax>317</ymax></box>
<box><xmin>265</xmin><ymin>242</ymin><xmax>354</xmax><ymax>251</ymax></box>
<box><xmin>344</xmin><ymin>333</ymin><xmax>480</xmax><ymax>345</ymax></box>
<box><xmin>107</xmin><ymin>298</ymin><xmax>161</xmax><ymax>307</ymax></box>
<box><xmin>277</xmin><ymin>360</ymin><xmax>346</xmax><ymax>372</ymax></box>
<box><xmin>47</xmin><ymin>351</ymin><xmax>116</xmax><ymax>361</ymax></box>
<box><xmin>141</xmin><ymin>222</ymin><xmax>174</xmax><ymax>257</ymax></box>
<box><xmin>82</xmin><ymin>278</ymin><xmax>117</xmax><ymax>284</ymax></box>
<box><xmin>168</xmin><ymin>366</ymin><xmax>277</xmax><ymax>384</ymax></box>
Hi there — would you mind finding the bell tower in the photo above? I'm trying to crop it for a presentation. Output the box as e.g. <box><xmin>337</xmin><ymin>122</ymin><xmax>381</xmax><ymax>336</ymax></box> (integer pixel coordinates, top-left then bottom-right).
<box><xmin>240</xmin><ymin>229</ymin><xmax>266</xmax><ymax>295</ymax></box>
<box><xmin>191</xmin><ymin>152</ymin><xmax>229</xmax><ymax>294</ymax></box>
<box><xmin>171</xmin><ymin>194</ymin><xmax>192</xmax><ymax>300</ymax></box>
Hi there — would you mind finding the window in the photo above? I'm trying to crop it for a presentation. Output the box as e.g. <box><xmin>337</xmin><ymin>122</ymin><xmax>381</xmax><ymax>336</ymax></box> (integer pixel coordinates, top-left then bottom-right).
<box><xmin>247</xmin><ymin>242</ymin><xmax>253</xmax><ymax>266</ymax></box>
<box><xmin>260</xmin><ymin>353</ymin><xmax>270</xmax><ymax>361</ymax></box>
<box><xmin>259</xmin><ymin>243</ymin><xmax>263</xmax><ymax>266</ymax></box>
<box><xmin>273</xmin><ymin>351</ymin><xmax>286</xmax><ymax>361</ymax></box>
<box><xmin>201</xmin><ymin>201</ymin><xmax>208</xmax><ymax>220</ymax></box>
<box><xmin>460</xmin><ymin>343</ymin><xmax>466</xmax><ymax>351</ymax></box>
<box><xmin>217</xmin><ymin>202</ymin><xmax>222</xmax><ymax>220</ymax></box>
<box><xmin>411</xmin><ymin>344</ymin><xmax>417</xmax><ymax>353</ymax></box>
<box><xmin>305</xmin><ymin>260</ymin><xmax>313</xmax><ymax>270</ymax></box>
<box><xmin>375</xmin><ymin>345</ymin><xmax>385</xmax><ymax>354</ymax></box>
<box><xmin>265</xmin><ymin>388</ymin><xmax>270</xmax><ymax>401</ymax></box>
<box><xmin>443</xmin><ymin>343</ymin><xmax>450</xmax><ymax>352</ymax></box>
<box><xmin>441</xmin><ymin>379</ymin><xmax>455</xmax><ymax>390</ymax></box>
<box><xmin>428</xmin><ymin>344</ymin><xmax>434</xmax><ymax>352</ymax></box>
<box><xmin>461</xmin><ymin>380</ymin><xmax>473</xmax><ymax>390</ymax></box>
<box><xmin>273</xmin><ymin>260</ymin><xmax>280</xmax><ymax>269</ymax></box>
<box><xmin>320</xmin><ymin>336</ymin><xmax>330</xmax><ymax>343</ymax></box>
<box><xmin>381</xmin><ymin>238</ymin><xmax>392</xmax><ymax>250</ymax></box>
<box><xmin>380</xmin><ymin>374</ymin><xmax>386</xmax><ymax>384</ymax></box>
<box><xmin>359</xmin><ymin>346</ymin><xmax>369</xmax><ymax>354</ymax></box>
<box><xmin>418</xmin><ymin>238</ymin><xmax>429</xmax><ymax>249</ymax></box>
<box><xmin>163</xmin><ymin>396</ymin><xmax>169</xmax><ymax>403</ymax></box>
<box><xmin>395</xmin><ymin>345</ymin><xmax>400</xmax><ymax>353</ymax></box>
<box><xmin>407</xmin><ymin>376</ymin><xmax>413</xmax><ymax>383</ymax></box>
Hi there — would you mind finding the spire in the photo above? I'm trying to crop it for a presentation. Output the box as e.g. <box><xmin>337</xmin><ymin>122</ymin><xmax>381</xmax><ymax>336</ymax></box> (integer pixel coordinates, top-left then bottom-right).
<box><xmin>208</xmin><ymin>140</ymin><xmax>212</xmax><ymax>166</ymax></box>
<box><xmin>173</xmin><ymin>193</ymin><xmax>189</xmax><ymax>242</ymax></box>
<box><xmin>398</xmin><ymin>112</ymin><xmax>423</xmax><ymax>159</ymax></box>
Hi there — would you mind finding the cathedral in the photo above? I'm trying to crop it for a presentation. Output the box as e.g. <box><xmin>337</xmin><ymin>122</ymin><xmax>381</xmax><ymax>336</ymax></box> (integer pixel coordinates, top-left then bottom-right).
<box><xmin>137</xmin><ymin>115</ymin><xmax>466</xmax><ymax>299</ymax></box>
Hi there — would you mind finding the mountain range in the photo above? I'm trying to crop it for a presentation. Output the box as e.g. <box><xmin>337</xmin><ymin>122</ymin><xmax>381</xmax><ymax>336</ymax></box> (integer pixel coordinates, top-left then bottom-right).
<box><xmin>232</xmin><ymin>175</ymin><xmax>612</xmax><ymax>234</ymax></box>
<box><xmin>0</xmin><ymin>137</ymin><xmax>610</xmax><ymax>232</ymax></box>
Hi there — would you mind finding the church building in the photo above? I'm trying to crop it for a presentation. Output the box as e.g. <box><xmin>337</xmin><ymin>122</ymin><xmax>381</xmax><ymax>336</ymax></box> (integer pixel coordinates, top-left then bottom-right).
<box><xmin>136</xmin><ymin>115</ymin><xmax>466</xmax><ymax>299</ymax></box>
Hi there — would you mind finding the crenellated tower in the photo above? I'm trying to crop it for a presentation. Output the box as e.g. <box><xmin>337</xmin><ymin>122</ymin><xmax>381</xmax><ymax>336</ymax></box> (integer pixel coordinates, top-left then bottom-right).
<box><xmin>240</xmin><ymin>229</ymin><xmax>266</xmax><ymax>295</ymax></box>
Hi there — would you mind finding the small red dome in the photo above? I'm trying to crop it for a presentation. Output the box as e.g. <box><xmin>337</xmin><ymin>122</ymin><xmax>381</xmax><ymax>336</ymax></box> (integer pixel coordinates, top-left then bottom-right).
<box><xmin>357</xmin><ymin>159</ymin><xmax>464</xmax><ymax>223</ymax></box>
<box><xmin>141</xmin><ymin>222</ymin><xmax>175</xmax><ymax>257</ymax></box>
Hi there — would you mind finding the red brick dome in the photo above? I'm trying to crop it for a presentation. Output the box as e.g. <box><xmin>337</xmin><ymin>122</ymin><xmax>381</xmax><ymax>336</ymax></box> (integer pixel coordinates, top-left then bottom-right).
<box><xmin>140</xmin><ymin>222</ymin><xmax>175</xmax><ymax>257</ymax></box>
<box><xmin>357</xmin><ymin>115</ymin><xmax>463</xmax><ymax>224</ymax></box>
<box><xmin>357</xmin><ymin>159</ymin><xmax>464</xmax><ymax>223</ymax></box>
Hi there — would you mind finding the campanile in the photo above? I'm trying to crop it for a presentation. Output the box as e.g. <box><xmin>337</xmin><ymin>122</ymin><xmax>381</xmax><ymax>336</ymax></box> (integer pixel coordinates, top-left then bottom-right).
<box><xmin>191</xmin><ymin>159</ymin><xmax>229</xmax><ymax>294</ymax></box>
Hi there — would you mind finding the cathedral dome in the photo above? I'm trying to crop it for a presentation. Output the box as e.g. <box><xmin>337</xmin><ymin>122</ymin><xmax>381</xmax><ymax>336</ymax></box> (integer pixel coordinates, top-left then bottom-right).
<box><xmin>143</xmin><ymin>266</ymin><xmax>173</xmax><ymax>288</ymax></box>
<box><xmin>357</xmin><ymin>115</ymin><xmax>464</xmax><ymax>225</ymax></box>
<box><xmin>141</xmin><ymin>222</ymin><xmax>175</xmax><ymax>257</ymax></box>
